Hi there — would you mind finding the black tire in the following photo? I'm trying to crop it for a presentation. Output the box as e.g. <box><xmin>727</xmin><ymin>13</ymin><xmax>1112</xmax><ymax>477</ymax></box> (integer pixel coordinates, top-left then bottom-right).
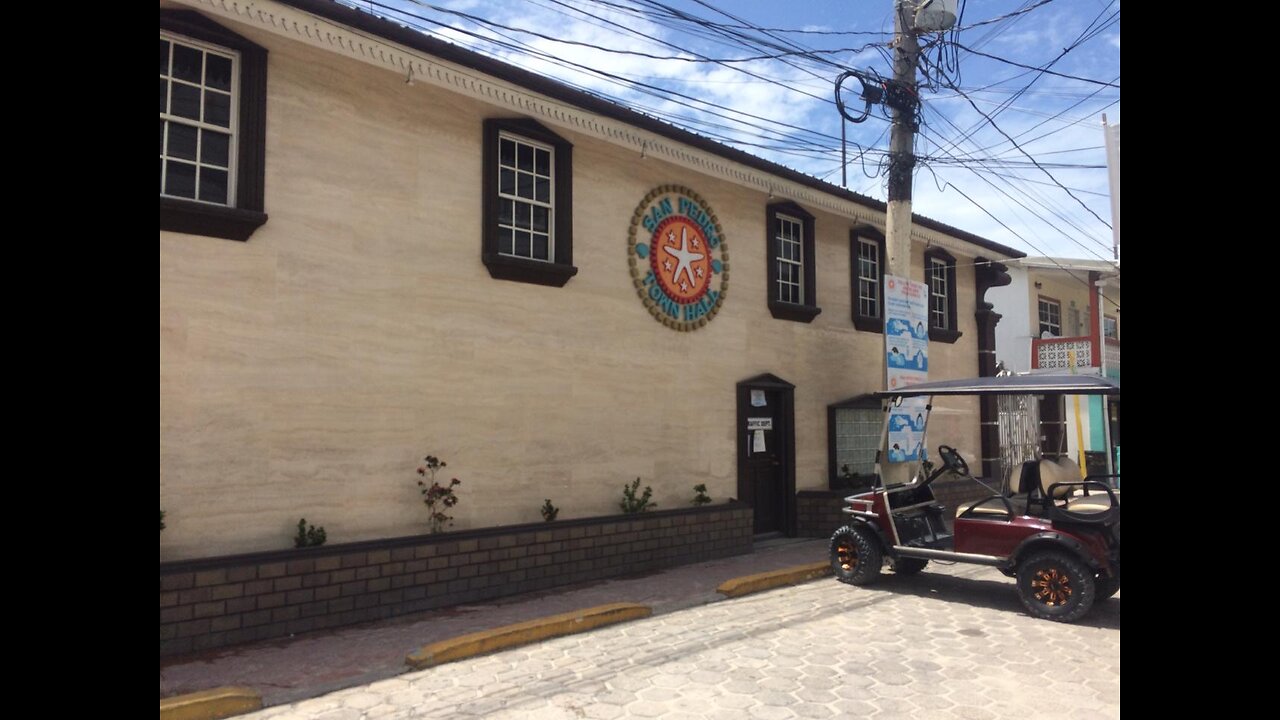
<box><xmin>1096</xmin><ymin>574</ymin><xmax>1120</xmax><ymax>600</ymax></box>
<box><xmin>830</xmin><ymin>524</ymin><xmax>883</xmax><ymax>586</ymax></box>
<box><xmin>892</xmin><ymin>557</ymin><xmax>928</xmax><ymax>576</ymax></box>
<box><xmin>1016</xmin><ymin>551</ymin><xmax>1096</xmax><ymax>622</ymax></box>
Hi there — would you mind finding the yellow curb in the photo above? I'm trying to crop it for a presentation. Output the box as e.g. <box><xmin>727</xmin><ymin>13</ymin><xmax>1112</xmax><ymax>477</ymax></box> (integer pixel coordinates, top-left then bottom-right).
<box><xmin>716</xmin><ymin>561</ymin><xmax>832</xmax><ymax>598</ymax></box>
<box><xmin>405</xmin><ymin>602</ymin><xmax>652</xmax><ymax>670</ymax></box>
<box><xmin>160</xmin><ymin>687</ymin><xmax>262</xmax><ymax>720</ymax></box>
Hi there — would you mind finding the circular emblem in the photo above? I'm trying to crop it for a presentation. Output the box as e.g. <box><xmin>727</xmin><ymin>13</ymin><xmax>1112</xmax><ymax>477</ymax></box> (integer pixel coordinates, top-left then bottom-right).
<box><xmin>628</xmin><ymin>185</ymin><xmax>729</xmax><ymax>331</ymax></box>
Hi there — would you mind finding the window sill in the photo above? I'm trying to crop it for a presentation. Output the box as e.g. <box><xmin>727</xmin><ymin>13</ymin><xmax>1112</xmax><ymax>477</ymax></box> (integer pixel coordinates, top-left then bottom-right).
<box><xmin>160</xmin><ymin>197</ymin><xmax>267</xmax><ymax>242</ymax></box>
<box><xmin>852</xmin><ymin>315</ymin><xmax>883</xmax><ymax>333</ymax></box>
<box><xmin>929</xmin><ymin>327</ymin><xmax>963</xmax><ymax>344</ymax></box>
<box><xmin>769</xmin><ymin>301</ymin><xmax>822</xmax><ymax>323</ymax></box>
<box><xmin>482</xmin><ymin>252</ymin><xmax>578</xmax><ymax>287</ymax></box>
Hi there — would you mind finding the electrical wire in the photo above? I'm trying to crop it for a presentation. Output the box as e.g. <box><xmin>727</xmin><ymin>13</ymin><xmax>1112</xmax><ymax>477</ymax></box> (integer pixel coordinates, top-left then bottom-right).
<box><xmin>954</xmin><ymin>44</ymin><xmax>1119</xmax><ymax>88</ymax></box>
<box><xmin>336</xmin><ymin>0</ymin><xmax>1117</xmax><ymax>261</ymax></box>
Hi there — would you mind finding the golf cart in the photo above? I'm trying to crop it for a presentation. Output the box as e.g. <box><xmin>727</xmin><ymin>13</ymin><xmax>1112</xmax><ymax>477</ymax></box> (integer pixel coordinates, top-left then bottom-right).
<box><xmin>829</xmin><ymin>374</ymin><xmax>1120</xmax><ymax>622</ymax></box>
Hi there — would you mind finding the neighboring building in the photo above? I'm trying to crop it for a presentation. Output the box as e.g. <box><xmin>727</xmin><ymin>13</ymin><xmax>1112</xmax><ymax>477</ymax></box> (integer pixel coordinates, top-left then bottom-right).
<box><xmin>160</xmin><ymin>0</ymin><xmax>1024</xmax><ymax>652</ymax></box>
<box><xmin>988</xmin><ymin>256</ymin><xmax>1120</xmax><ymax>477</ymax></box>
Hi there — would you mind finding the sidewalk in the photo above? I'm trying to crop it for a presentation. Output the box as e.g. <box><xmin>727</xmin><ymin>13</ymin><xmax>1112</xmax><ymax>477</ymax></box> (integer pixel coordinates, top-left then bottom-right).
<box><xmin>160</xmin><ymin>537</ymin><xmax>831</xmax><ymax>709</ymax></box>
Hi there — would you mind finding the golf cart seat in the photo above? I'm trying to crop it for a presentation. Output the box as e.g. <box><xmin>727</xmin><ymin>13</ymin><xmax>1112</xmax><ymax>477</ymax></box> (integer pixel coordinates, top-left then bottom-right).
<box><xmin>1039</xmin><ymin>457</ymin><xmax>1119</xmax><ymax>519</ymax></box>
<box><xmin>956</xmin><ymin>462</ymin><xmax>1036</xmax><ymax>519</ymax></box>
<box><xmin>1063</xmin><ymin>493</ymin><xmax>1117</xmax><ymax>513</ymax></box>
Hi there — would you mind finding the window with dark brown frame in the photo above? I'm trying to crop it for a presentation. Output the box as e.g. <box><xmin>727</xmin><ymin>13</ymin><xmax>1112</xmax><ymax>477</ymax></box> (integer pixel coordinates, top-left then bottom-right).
<box><xmin>159</xmin><ymin>10</ymin><xmax>267</xmax><ymax>242</ymax></box>
<box><xmin>924</xmin><ymin>247</ymin><xmax>961</xmax><ymax>343</ymax></box>
<box><xmin>850</xmin><ymin>227</ymin><xmax>885</xmax><ymax>332</ymax></box>
<box><xmin>481</xmin><ymin>118</ymin><xmax>577</xmax><ymax>287</ymax></box>
<box><xmin>766</xmin><ymin>201</ymin><xmax>820</xmax><ymax>322</ymax></box>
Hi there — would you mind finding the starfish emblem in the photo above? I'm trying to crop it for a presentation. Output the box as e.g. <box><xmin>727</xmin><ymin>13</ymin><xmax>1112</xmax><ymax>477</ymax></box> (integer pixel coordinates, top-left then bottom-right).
<box><xmin>662</xmin><ymin>226</ymin><xmax>705</xmax><ymax>290</ymax></box>
<box><xmin>680</xmin><ymin>280</ymin><xmax>689</xmax><ymax>292</ymax></box>
<box><xmin>695</xmin><ymin>266</ymin><xmax>704</xmax><ymax>278</ymax></box>
<box><xmin>692</xmin><ymin>237</ymin><xmax>700</xmax><ymax>249</ymax></box>
<box><xmin>664</xmin><ymin>259</ymin><xmax>673</xmax><ymax>272</ymax></box>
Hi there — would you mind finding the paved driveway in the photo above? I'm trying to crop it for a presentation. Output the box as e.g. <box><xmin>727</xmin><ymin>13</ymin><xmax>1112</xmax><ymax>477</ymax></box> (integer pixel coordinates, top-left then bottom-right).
<box><xmin>247</xmin><ymin>562</ymin><xmax>1120</xmax><ymax>720</ymax></box>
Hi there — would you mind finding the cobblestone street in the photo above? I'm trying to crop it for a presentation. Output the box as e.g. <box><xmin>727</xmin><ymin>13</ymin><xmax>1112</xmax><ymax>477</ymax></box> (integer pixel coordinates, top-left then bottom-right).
<box><xmin>245</xmin><ymin>561</ymin><xmax>1120</xmax><ymax>719</ymax></box>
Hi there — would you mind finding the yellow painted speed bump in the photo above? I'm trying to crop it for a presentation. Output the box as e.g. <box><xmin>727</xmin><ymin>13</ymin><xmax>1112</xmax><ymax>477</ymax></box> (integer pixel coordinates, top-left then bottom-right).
<box><xmin>716</xmin><ymin>561</ymin><xmax>832</xmax><ymax>598</ymax></box>
<box><xmin>406</xmin><ymin>602</ymin><xmax>652</xmax><ymax>670</ymax></box>
<box><xmin>159</xmin><ymin>687</ymin><xmax>262</xmax><ymax>720</ymax></box>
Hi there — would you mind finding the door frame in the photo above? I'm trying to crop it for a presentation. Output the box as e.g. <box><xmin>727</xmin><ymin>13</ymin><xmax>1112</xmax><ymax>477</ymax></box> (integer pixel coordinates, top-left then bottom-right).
<box><xmin>736</xmin><ymin>373</ymin><xmax>797</xmax><ymax>537</ymax></box>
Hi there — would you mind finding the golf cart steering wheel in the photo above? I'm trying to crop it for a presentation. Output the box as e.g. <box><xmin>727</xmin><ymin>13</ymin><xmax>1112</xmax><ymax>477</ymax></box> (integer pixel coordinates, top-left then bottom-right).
<box><xmin>938</xmin><ymin>445</ymin><xmax>970</xmax><ymax>478</ymax></box>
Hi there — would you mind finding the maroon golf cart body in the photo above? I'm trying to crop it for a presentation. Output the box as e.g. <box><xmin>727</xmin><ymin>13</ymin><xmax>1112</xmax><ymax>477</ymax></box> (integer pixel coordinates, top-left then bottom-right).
<box><xmin>829</xmin><ymin>374</ymin><xmax>1120</xmax><ymax>622</ymax></box>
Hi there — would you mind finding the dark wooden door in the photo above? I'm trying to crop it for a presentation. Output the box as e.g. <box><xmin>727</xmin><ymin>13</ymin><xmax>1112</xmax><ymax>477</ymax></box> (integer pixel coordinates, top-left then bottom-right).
<box><xmin>743</xmin><ymin>389</ymin><xmax>786</xmax><ymax>534</ymax></box>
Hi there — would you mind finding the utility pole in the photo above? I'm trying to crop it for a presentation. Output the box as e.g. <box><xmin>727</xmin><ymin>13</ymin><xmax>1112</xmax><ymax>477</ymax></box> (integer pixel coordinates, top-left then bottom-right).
<box><xmin>885</xmin><ymin>1</ymin><xmax>921</xmax><ymax>278</ymax></box>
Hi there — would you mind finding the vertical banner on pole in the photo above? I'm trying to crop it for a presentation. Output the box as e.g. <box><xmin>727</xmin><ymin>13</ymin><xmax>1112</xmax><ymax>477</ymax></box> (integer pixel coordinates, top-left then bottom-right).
<box><xmin>884</xmin><ymin>275</ymin><xmax>930</xmax><ymax>462</ymax></box>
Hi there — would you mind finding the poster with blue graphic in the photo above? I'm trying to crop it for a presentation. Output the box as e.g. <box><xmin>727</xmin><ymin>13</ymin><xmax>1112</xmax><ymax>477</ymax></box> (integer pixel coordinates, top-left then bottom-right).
<box><xmin>884</xmin><ymin>275</ymin><xmax>929</xmax><ymax>462</ymax></box>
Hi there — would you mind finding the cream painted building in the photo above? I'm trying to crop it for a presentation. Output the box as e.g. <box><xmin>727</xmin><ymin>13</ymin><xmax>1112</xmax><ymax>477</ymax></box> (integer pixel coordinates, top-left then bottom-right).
<box><xmin>160</xmin><ymin>0</ymin><xmax>1024</xmax><ymax>561</ymax></box>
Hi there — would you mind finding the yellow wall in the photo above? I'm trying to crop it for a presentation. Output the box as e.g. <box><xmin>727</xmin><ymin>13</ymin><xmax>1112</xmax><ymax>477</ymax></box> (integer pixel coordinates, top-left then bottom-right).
<box><xmin>1028</xmin><ymin>269</ymin><xmax>1119</xmax><ymax>341</ymax></box>
<box><xmin>160</xmin><ymin>21</ymin><xmax>984</xmax><ymax>559</ymax></box>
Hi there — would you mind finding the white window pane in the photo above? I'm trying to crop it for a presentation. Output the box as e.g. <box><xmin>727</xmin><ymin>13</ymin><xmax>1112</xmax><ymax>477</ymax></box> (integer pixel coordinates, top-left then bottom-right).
<box><xmin>205</xmin><ymin>53</ymin><xmax>232</xmax><ymax>91</ymax></box>
<box><xmin>500</xmin><ymin>138</ymin><xmax>515</xmax><ymax>167</ymax></box>
<box><xmin>168</xmin><ymin>123</ymin><xmax>198</xmax><ymax>160</ymax></box>
<box><xmin>170</xmin><ymin>83</ymin><xmax>200</xmax><ymax>120</ymax></box>
<box><xmin>199</xmin><ymin>167</ymin><xmax>228</xmax><ymax>204</ymax></box>
<box><xmin>166</xmin><ymin>160</ymin><xmax>197</xmax><ymax>198</ymax></box>
<box><xmin>172</xmin><ymin>44</ymin><xmax>202</xmax><ymax>83</ymax></box>
<box><xmin>201</xmin><ymin>129</ymin><xmax>230</xmax><ymax>167</ymax></box>
<box><xmin>203</xmin><ymin>89</ymin><xmax>231</xmax><ymax>127</ymax></box>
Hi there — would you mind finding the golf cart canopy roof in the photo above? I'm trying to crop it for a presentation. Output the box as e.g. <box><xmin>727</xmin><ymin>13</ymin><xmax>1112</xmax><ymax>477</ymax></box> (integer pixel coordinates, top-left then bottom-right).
<box><xmin>875</xmin><ymin>374</ymin><xmax>1120</xmax><ymax>398</ymax></box>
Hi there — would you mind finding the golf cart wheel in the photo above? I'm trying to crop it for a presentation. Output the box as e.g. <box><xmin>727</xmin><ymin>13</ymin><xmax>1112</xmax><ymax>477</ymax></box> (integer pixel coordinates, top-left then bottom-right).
<box><xmin>1016</xmin><ymin>551</ymin><xmax>1096</xmax><ymax>622</ymax></box>
<box><xmin>830</xmin><ymin>525</ymin><xmax>882</xmax><ymax>586</ymax></box>
<box><xmin>1096</xmin><ymin>574</ymin><xmax>1120</xmax><ymax>600</ymax></box>
<box><xmin>892</xmin><ymin>557</ymin><xmax>928</xmax><ymax>576</ymax></box>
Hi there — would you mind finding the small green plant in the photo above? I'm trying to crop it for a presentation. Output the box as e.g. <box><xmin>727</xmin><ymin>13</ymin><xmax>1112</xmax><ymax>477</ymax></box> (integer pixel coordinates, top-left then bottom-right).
<box><xmin>160</xmin><ymin>509</ymin><xmax>166</xmax><ymax>533</ymax></box>
<box><xmin>620</xmin><ymin>477</ymin><xmax>655</xmax><ymax>514</ymax></box>
<box><xmin>294</xmin><ymin>518</ymin><xmax>327</xmax><ymax>548</ymax></box>
<box><xmin>692</xmin><ymin>484</ymin><xmax>711</xmax><ymax>506</ymax></box>
<box><xmin>540</xmin><ymin>498</ymin><xmax>560</xmax><ymax>522</ymax></box>
<box><xmin>417</xmin><ymin>454</ymin><xmax>461</xmax><ymax>533</ymax></box>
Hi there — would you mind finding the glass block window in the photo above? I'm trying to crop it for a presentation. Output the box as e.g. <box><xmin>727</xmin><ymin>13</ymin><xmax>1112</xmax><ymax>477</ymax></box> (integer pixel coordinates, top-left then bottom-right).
<box><xmin>160</xmin><ymin>33</ymin><xmax>237</xmax><ymax>206</ymax></box>
<box><xmin>835</xmin><ymin>406</ymin><xmax>881</xmax><ymax>478</ymax></box>
<box><xmin>497</xmin><ymin>133</ymin><xmax>554</xmax><ymax>262</ymax></box>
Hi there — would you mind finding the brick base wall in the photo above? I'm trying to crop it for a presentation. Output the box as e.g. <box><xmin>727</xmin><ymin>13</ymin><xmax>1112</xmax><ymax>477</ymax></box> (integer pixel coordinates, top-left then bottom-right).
<box><xmin>160</xmin><ymin>503</ymin><xmax>752</xmax><ymax>656</ymax></box>
<box><xmin>796</xmin><ymin>490</ymin><xmax>856</xmax><ymax>538</ymax></box>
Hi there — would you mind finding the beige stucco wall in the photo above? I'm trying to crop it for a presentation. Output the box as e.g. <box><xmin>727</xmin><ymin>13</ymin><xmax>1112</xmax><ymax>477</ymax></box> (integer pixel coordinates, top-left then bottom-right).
<box><xmin>160</xmin><ymin>19</ymin><xmax>984</xmax><ymax>560</ymax></box>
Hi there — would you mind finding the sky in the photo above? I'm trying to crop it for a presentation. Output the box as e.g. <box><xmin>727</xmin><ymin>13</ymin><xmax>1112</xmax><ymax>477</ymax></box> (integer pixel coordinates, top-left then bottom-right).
<box><xmin>342</xmin><ymin>0</ymin><xmax>1120</xmax><ymax>261</ymax></box>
